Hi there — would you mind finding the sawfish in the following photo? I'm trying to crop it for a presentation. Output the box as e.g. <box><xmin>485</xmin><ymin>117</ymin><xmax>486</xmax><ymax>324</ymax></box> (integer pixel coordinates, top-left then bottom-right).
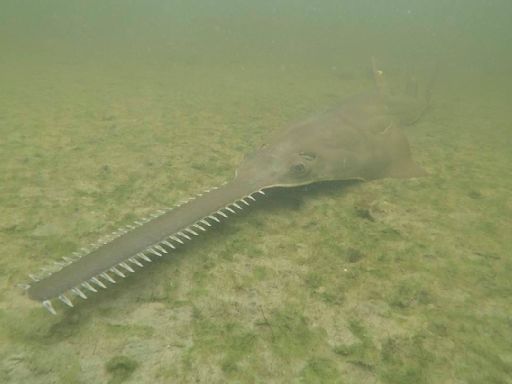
<box><xmin>24</xmin><ymin>62</ymin><xmax>430</xmax><ymax>314</ymax></box>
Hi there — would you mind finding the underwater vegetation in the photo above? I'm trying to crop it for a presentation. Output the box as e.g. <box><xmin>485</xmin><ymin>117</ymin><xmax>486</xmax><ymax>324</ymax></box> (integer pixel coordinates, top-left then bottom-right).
<box><xmin>1</xmin><ymin>1</ymin><xmax>511</xmax><ymax>383</ymax></box>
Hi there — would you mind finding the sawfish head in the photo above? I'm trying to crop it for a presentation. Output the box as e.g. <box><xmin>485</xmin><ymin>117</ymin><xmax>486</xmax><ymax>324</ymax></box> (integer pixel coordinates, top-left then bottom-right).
<box><xmin>234</xmin><ymin>106</ymin><xmax>427</xmax><ymax>191</ymax></box>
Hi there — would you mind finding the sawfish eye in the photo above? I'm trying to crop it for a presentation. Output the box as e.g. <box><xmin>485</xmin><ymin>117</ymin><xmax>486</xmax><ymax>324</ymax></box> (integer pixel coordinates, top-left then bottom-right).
<box><xmin>291</xmin><ymin>162</ymin><xmax>306</xmax><ymax>174</ymax></box>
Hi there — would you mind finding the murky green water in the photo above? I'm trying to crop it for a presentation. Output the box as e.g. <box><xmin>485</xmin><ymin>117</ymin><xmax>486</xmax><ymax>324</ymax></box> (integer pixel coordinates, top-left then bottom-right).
<box><xmin>1</xmin><ymin>1</ymin><xmax>511</xmax><ymax>383</ymax></box>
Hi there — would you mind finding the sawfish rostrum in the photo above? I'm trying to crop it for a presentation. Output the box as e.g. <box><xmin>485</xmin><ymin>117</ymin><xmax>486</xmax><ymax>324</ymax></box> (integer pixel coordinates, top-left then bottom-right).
<box><xmin>25</xmin><ymin>66</ymin><xmax>429</xmax><ymax>314</ymax></box>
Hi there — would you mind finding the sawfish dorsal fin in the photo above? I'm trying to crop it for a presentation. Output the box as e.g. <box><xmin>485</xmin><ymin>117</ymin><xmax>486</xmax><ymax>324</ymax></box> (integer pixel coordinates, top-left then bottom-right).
<box><xmin>371</xmin><ymin>57</ymin><xmax>421</xmax><ymax>99</ymax></box>
<box><xmin>371</xmin><ymin>56</ymin><xmax>390</xmax><ymax>98</ymax></box>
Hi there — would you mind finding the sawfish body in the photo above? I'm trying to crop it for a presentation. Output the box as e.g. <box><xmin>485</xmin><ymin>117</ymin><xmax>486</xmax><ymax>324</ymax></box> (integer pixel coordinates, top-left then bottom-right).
<box><xmin>25</xmin><ymin>73</ymin><xmax>428</xmax><ymax>314</ymax></box>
